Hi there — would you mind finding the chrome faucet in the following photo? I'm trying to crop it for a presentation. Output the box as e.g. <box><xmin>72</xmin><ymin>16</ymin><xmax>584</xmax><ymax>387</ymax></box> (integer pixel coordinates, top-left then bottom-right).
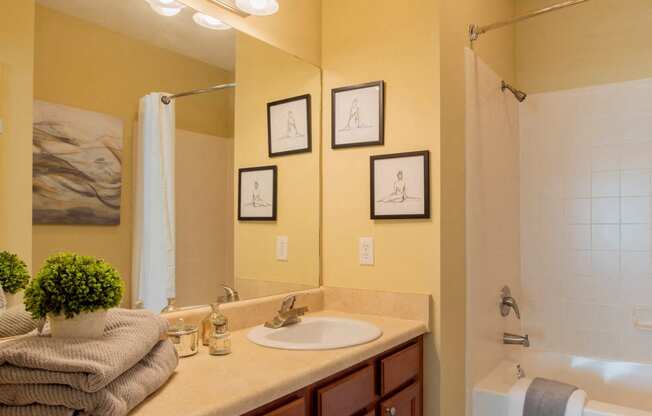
<box><xmin>264</xmin><ymin>295</ymin><xmax>309</xmax><ymax>329</ymax></box>
<box><xmin>219</xmin><ymin>285</ymin><xmax>240</xmax><ymax>303</ymax></box>
<box><xmin>503</xmin><ymin>333</ymin><xmax>530</xmax><ymax>348</ymax></box>
<box><xmin>500</xmin><ymin>286</ymin><xmax>521</xmax><ymax>319</ymax></box>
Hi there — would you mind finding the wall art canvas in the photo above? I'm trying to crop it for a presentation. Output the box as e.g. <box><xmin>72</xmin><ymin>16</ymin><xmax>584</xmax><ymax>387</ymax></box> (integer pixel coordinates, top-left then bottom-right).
<box><xmin>267</xmin><ymin>94</ymin><xmax>311</xmax><ymax>157</ymax></box>
<box><xmin>332</xmin><ymin>81</ymin><xmax>384</xmax><ymax>148</ymax></box>
<box><xmin>371</xmin><ymin>151</ymin><xmax>430</xmax><ymax>219</ymax></box>
<box><xmin>33</xmin><ymin>100</ymin><xmax>123</xmax><ymax>225</ymax></box>
<box><xmin>238</xmin><ymin>166</ymin><xmax>277</xmax><ymax>221</ymax></box>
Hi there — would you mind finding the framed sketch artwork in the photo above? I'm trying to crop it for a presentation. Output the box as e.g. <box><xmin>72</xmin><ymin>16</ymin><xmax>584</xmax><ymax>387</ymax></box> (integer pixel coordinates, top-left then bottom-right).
<box><xmin>238</xmin><ymin>166</ymin><xmax>277</xmax><ymax>221</ymax></box>
<box><xmin>371</xmin><ymin>151</ymin><xmax>430</xmax><ymax>220</ymax></box>
<box><xmin>267</xmin><ymin>94</ymin><xmax>312</xmax><ymax>157</ymax></box>
<box><xmin>332</xmin><ymin>81</ymin><xmax>385</xmax><ymax>148</ymax></box>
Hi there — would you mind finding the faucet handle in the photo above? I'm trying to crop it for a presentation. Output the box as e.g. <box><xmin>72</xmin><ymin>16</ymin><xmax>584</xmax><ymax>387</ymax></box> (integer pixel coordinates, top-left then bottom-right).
<box><xmin>500</xmin><ymin>286</ymin><xmax>521</xmax><ymax>319</ymax></box>
<box><xmin>221</xmin><ymin>285</ymin><xmax>240</xmax><ymax>302</ymax></box>
<box><xmin>280</xmin><ymin>295</ymin><xmax>296</xmax><ymax>313</ymax></box>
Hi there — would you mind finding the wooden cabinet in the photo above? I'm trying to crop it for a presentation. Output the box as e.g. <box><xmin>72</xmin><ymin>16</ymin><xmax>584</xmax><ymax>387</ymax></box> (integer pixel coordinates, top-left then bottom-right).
<box><xmin>380</xmin><ymin>383</ymin><xmax>420</xmax><ymax>416</ymax></box>
<box><xmin>263</xmin><ymin>398</ymin><xmax>305</xmax><ymax>416</ymax></box>
<box><xmin>317</xmin><ymin>365</ymin><xmax>375</xmax><ymax>416</ymax></box>
<box><xmin>244</xmin><ymin>336</ymin><xmax>423</xmax><ymax>416</ymax></box>
<box><xmin>380</xmin><ymin>343</ymin><xmax>420</xmax><ymax>395</ymax></box>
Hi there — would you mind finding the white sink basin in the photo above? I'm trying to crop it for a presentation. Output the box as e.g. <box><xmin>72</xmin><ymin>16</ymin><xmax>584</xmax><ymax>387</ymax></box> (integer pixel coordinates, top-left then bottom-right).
<box><xmin>247</xmin><ymin>316</ymin><xmax>383</xmax><ymax>350</ymax></box>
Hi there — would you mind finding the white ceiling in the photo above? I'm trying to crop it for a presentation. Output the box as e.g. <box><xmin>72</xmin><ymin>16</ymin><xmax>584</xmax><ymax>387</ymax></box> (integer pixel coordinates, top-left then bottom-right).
<box><xmin>37</xmin><ymin>0</ymin><xmax>236</xmax><ymax>71</ymax></box>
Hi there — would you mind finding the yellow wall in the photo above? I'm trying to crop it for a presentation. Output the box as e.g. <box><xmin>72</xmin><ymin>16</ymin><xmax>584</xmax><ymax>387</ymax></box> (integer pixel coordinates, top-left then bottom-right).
<box><xmin>321</xmin><ymin>1</ymin><xmax>441</xmax><ymax>413</ymax></box>
<box><xmin>0</xmin><ymin>0</ymin><xmax>35</xmax><ymax>270</ymax></box>
<box><xmin>234</xmin><ymin>33</ymin><xmax>321</xmax><ymax>288</ymax></box>
<box><xmin>321</xmin><ymin>1</ymin><xmax>516</xmax><ymax>414</ymax></box>
<box><xmin>516</xmin><ymin>0</ymin><xmax>652</xmax><ymax>93</ymax></box>
<box><xmin>182</xmin><ymin>0</ymin><xmax>321</xmax><ymax>67</ymax></box>
<box><xmin>439</xmin><ymin>1</ymin><xmax>515</xmax><ymax>414</ymax></box>
<box><xmin>33</xmin><ymin>5</ymin><xmax>234</xmax><ymax>304</ymax></box>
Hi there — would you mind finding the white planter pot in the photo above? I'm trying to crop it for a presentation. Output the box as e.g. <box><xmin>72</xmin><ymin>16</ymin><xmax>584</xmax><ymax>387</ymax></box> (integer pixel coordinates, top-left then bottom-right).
<box><xmin>5</xmin><ymin>291</ymin><xmax>23</xmax><ymax>308</ymax></box>
<box><xmin>49</xmin><ymin>310</ymin><xmax>108</xmax><ymax>339</ymax></box>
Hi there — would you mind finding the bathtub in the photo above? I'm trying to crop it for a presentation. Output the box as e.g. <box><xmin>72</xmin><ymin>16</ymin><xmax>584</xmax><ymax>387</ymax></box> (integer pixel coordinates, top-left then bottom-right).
<box><xmin>473</xmin><ymin>351</ymin><xmax>652</xmax><ymax>416</ymax></box>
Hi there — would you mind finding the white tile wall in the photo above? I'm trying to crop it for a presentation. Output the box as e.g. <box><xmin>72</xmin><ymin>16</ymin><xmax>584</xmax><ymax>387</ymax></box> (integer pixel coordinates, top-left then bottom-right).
<box><xmin>520</xmin><ymin>78</ymin><xmax>652</xmax><ymax>363</ymax></box>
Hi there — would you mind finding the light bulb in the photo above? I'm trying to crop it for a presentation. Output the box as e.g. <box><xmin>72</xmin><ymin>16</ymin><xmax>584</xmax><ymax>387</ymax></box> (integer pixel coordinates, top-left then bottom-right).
<box><xmin>193</xmin><ymin>13</ymin><xmax>231</xmax><ymax>30</ymax></box>
<box><xmin>145</xmin><ymin>0</ymin><xmax>184</xmax><ymax>17</ymax></box>
<box><xmin>250</xmin><ymin>0</ymin><xmax>267</xmax><ymax>10</ymax></box>
<box><xmin>235</xmin><ymin>0</ymin><xmax>279</xmax><ymax>16</ymax></box>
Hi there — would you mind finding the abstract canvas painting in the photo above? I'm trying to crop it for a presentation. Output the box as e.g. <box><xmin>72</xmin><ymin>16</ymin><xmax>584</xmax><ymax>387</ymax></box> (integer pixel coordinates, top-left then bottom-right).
<box><xmin>33</xmin><ymin>100</ymin><xmax>123</xmax><ymax>225</ymax></box>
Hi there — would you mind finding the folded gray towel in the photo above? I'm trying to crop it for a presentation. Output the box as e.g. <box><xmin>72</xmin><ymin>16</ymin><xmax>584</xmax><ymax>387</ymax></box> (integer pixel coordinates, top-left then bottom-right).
<box><xmin>0</xmin><ymin>306</ymin><xmax>38</xmax><ymax>338</ymax></box>
<box><xmin>0</xmin><ymin>340</ymin><xmax>178</xmax><ymax>416</ymax></box>
<box><xmin>0</xmin><ymin>404</ymin><xmax>72</xmax><ymax>416</ymax></box>
<box><xmin>0</xmin><ymin>309</ymin><xmax>168</xmax><ymax>393</ymax></box>
<box><xmin>524</xmin><ymin>377</ymin><xmax>578</xmax><ymax>416</ymax></box>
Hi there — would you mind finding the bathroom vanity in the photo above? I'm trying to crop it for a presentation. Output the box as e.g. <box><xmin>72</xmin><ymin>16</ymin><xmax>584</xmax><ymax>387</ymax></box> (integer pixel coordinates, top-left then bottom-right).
<box><xmin>131</xmin><ymin>288</ymin><xmax>430</xmax><ymax>416</ymax></box>
<box><xmin>244</xmin><ymin>336</ymin><xmax>423</xmax><ymax>416</ymax></box>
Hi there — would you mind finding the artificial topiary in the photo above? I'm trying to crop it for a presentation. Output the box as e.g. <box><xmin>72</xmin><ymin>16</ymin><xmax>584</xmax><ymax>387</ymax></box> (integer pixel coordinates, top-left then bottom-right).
<box><xmin>25</xmin><ymin>253</ymin><xmax>124</xmax><ymax>320</ymax></box>
<box><xmin>0</xmin><ymin>251</ymin><xmax>31</xmax><ymax>295</ymax></box>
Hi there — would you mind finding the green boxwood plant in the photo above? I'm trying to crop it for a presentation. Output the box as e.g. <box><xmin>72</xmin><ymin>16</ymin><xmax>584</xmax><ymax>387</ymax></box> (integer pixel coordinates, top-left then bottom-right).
<box><xmin>0</xmin><ymin>251</ymin><xmax>31</xmax><ymax>295</ymax></box>
<box><xmin>25</xmin><ymin>253</ymin><xmax>124</xmax><ymax>320</ymax></box>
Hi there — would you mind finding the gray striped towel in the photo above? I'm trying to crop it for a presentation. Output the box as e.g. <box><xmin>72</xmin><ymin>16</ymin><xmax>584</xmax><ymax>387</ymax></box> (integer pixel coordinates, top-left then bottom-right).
<box><xmin>0</xmin><ymin>306</ymin><xmax>38</xmax><ymax>339</ymax></box>
<box><xmin>0</xmin><ymin>309</ymin><xmax>168</xmax><ymax>392</ymax></box>
<box><xmin>0</xmin><ymin>340</ymin><xmax>178</xmax><ymax>416</ymax></box>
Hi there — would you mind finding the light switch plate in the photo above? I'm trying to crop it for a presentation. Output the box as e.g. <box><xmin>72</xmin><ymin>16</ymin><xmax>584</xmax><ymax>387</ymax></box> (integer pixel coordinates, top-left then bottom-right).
<box><xmin>276</xmin><ymin>236</ymin><xmax>288</xmax><ymax>261</ymax></box>
<box><xmin>359</xmin><ymin>237</ymin><xmax>374</xmax><ymax>266</ymax></box>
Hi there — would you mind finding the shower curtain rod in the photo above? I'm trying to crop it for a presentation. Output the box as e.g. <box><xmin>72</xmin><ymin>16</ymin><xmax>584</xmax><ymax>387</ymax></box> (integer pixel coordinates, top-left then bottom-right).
<box><xmin>161</xmin><ymin>82</ymin><xmax>237</xmax><ymax>105</ymax></box>
<box><xmin>469</xmin><ymin>0</ymin><xmax>591</xmax><ymax>42</ymax></box>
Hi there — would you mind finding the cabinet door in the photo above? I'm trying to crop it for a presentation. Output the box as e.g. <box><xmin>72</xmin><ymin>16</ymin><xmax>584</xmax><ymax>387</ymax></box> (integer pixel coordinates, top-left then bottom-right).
<box><xmin>317</xmin><ymin>365</ymin><xmax>376</xmax><ymax>416</ymax></box>
<box><xmin>380</xmin><ymin>343</ymin><xmax>420</xmax><ymax>395</ymax></box>
<box><xmin>379</xmin><ymin>383</ymin><xmax>419</xmax><ymax>416</ymax></box>
<box><xmin>263</xmin><ymin>397</ymin><xmax>305</xmax><ymax>416</ymax></box>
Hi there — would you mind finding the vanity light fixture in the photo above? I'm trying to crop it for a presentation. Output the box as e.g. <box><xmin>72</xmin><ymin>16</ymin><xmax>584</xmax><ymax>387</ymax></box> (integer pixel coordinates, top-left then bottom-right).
<box><xmin>235</xmin><ymin>0</ymin><xmax>279</xmax><ymax>16</ymax></box>
<box><xmin>192</xmin><ymin>13</ymin><xmax>232</xmax><ymax>30</ymax></box>
<box><xmin>146</xmin><ymin>0</ymin><xmax>185</xmax><ymax>17</ymax></box>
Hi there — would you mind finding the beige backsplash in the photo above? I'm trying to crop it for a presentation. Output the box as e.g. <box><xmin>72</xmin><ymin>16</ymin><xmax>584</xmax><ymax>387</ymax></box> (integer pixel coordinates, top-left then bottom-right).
<box><xmin>163</xmin><ymin>287</ymin><xmax>431</xmax><ymax>332</ymax></box>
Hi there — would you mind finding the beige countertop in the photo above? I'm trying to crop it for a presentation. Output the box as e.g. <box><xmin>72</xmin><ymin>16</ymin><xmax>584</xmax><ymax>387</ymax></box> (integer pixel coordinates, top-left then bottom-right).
<box><xmin>130</xmin><ymin>310</ymin><xmax>427</xmax><ymax>416</ymax></box>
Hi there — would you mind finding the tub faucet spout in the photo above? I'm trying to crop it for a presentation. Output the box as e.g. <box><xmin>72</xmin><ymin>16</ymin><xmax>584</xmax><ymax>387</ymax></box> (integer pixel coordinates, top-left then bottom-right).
<box><xmin>503</xmin><ymin>333</ymin><xmax>530</xmax><ymax>348</ymax></box>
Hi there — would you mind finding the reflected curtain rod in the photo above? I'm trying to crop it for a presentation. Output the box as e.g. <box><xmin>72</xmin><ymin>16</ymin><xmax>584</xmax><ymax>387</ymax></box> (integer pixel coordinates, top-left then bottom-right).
<box><xmin>469</xmin><ymin>0</ymin><xmax>591</xmax><ymax>42</ymax></box>
<box><xmin>161</xmin><ymin>82</ymin><xmax>237</xmax><ymax>105</ymax></box>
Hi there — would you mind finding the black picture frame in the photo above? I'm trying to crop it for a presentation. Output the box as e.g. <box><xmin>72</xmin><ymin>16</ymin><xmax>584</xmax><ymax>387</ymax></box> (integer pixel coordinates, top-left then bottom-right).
<box><xmin>370</xmin><ymin>151</ymin><xmax>430</xmax><ymax>220</ymax></box>
<box><xmin>331</xmin><ymin>80</ymin><xmax>385</xmax><ymax>149</ymax></box>
<box><xmin>267</xmin><ymin>94</ymin><xmax>312</xmax><ymax>157</ymax></box>
<box><xmin>238</xmin><ymin>165</ymin><xmax>278</xmax><ymax>221</ymax></box>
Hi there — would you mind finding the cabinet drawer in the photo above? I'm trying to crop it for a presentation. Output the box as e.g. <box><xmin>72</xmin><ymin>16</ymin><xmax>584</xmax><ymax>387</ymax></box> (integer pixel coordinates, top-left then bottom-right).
<box><xmin>317</xmin><ymin>365</ymin><xmax>376</xmax><ymax>416</ymax></box>
<box><xmin>380</xmin><ymin>383</ymin><xmax>420</xmax><ymax>416</ymax></box>
<box><xmin>262</xmin><ymin>397</ymin><xmax>305</xmax><ymax>416</ymax></box>
<box><xmin>380</xmin><ymin>343</ymin><xmax>420</xmax><ymax>395</ymax></box>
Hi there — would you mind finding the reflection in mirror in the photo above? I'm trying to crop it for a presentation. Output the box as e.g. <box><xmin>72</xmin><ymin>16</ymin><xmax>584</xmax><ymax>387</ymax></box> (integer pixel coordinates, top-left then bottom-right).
<box><xmin>31</xmin><ymin>0</ymin><xmax>321</xmax><ymax>312</ymax></box>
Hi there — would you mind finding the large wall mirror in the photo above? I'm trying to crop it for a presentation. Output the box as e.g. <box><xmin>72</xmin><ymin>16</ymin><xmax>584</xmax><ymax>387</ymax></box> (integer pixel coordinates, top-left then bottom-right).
<box><xmin>31</xmin><ymin>0</ymin><xmax>321</xmax><ymax>310</ymax></box>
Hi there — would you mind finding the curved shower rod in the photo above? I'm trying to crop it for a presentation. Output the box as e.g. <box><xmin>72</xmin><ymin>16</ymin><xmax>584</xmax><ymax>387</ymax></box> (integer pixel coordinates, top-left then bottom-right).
<box><xmin>161</xmin><ymin>82</ymin><xmax>237</xmax><ymax>105</ymax></box>
<box><xmin>469</xmin><ymin>0</ymin><xmax>592</xmax><ymax>42</ymax></box>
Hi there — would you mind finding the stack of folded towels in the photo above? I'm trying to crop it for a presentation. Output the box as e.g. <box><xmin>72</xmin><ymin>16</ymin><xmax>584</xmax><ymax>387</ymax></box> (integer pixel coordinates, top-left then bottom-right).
<box><xmin>0</xmin><ymin>309</ymin><xmax>178</xmax><ymax>416</ymax></box>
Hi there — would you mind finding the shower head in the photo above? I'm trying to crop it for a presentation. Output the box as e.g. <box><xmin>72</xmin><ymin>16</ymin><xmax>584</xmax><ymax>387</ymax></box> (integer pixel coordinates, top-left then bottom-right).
<box><xmin>501</xmin><ymin>81</ymin><xmax>527</xmax><ymax>102</ymax></box>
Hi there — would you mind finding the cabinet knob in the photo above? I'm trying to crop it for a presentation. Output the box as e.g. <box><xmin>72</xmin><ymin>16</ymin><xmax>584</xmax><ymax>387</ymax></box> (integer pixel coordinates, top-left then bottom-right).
<box><xmin>386</xmin><ymin>407</ymin><xmax>397</xmax><ymax>416</ymax></box>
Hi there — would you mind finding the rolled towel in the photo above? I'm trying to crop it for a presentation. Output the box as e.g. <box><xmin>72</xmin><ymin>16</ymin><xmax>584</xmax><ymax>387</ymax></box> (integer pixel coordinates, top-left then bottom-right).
<box><xmin>0</xmin><ymin>306</ymin><xmax>38</xmax><ymax>338</ymax></box>
<box><xmin>0</xmin><ymin>309</ymin><xmax>168</xmax><ymax>393</ymax></box>
<box><xmin>510</xmin><ymin>377</ymin><xmax>587</xmax><ymax>416</ymax></box>
<box><xmin>0</xmin><ymin>339</ymin><xmax>178</xmax><ymax>416</ymax></box>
